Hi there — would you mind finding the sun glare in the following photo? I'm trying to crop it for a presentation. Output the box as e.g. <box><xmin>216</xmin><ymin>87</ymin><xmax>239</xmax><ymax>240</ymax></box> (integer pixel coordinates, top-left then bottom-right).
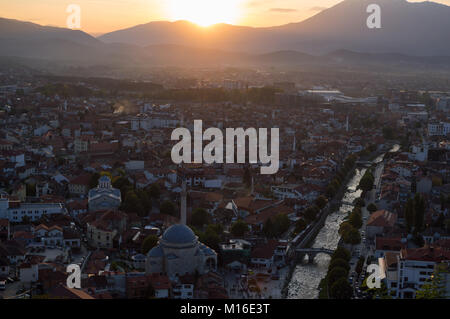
<box><xmin>167</xmin><ymin>0</ymin><xmax>241</xmax><ymax>27</ymax></box>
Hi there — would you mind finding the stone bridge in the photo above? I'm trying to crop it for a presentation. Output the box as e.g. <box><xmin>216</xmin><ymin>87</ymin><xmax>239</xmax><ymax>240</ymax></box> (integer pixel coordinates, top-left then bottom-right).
<box><xmin>295</xmin><ymin>247</ymin><xmax>335</xmax><ymax>263</ymax></box>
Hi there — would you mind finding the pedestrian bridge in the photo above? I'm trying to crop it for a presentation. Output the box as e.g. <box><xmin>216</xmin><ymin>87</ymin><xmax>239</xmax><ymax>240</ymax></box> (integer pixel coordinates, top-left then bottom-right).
<box><xmin>356</xmin><ymin>161</ymin><xmax>372</xmax><ymax>167</ymax></box>
<box><xmin>295</xmin><ymin>247</ymin><xmax>334</xmax><ymax>263</ymax></box>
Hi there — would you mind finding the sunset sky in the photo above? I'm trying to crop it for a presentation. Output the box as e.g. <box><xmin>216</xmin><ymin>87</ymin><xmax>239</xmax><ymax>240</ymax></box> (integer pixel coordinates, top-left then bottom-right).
<box><xmin>1</xmin><ymin>0</ymin><xmax>449</xmax><ymax>35</ymax></box>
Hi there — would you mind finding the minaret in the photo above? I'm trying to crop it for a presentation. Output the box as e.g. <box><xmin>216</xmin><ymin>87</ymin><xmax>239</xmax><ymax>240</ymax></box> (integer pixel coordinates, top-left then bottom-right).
<box><xmin>346</xmin><ymin>115</ymin><xmax>349</xmax><ymax>132</ymax></box>
<box><xmin>292</xmin><ymin>135</ymin><xmax>296</xmax><ymax>152</ymax></box>
<box><xmin>180</xmin><ymin>179</ymin><xmax>187</xmax><ymax>225</ymax></box>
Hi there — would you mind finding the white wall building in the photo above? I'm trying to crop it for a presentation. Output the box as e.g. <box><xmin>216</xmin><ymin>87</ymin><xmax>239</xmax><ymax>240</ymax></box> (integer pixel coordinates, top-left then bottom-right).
<box><xmin>172</xmin><ymin>284</ymin><xmax>194</xmax><ymax>299</ymax></box>
<box><xmin>428</xmin><ymin>122</ymin><xmax>450</xmax><ymax>136</ymax></box>
<box><xmin>381</xmin><ymin>247</ymin><xmax>450</xmax><ymax>299</ymax></box>
<box><xmin>0</xmin><ymin>193</ymin><xmax>66</xmax><ymax>222</ymax></box>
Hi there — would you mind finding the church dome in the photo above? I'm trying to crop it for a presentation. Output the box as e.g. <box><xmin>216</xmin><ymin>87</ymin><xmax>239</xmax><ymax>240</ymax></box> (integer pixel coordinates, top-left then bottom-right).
<box><xmin>162</xmin><ymin>224</ymin><xmax>197</xmax><ymax>245</ymax></box>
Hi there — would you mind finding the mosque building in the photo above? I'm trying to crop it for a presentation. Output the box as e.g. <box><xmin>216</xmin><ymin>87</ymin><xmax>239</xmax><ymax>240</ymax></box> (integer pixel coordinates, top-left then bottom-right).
<box><xmin>145</xmin><ymin>180</ymin><xmax>217</xmax><ymax>278</ymax></box>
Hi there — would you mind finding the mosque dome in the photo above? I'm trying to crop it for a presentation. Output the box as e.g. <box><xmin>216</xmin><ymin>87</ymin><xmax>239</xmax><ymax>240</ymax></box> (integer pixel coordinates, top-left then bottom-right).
<box><xmin>161</xmin><ymin>224</ymin><xmax>197</xmax><ymax>246</ymax></box>
<box><xmin>147</xmin><ymin>246</ymin><xmax>164</xmax><ymax>258</ymax></box>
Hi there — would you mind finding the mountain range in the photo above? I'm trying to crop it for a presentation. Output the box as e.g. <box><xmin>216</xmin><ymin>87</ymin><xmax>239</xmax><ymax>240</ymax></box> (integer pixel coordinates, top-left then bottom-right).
<box><xmin>99</xmin><ymin>0</ymin><xmax>450</xmax><ymax>56</ymax></box>
<box><xmin>0</xmin><ymin>0</ymin><xmax>449</xmax><ymax>69</ymax></box>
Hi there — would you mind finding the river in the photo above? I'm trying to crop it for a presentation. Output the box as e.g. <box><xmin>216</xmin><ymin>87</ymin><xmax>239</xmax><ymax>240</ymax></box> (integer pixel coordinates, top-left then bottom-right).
<box><xmin>286</xmin><ymin>148</ymin><xmax>395</xmax><ymax>299</ymax></box>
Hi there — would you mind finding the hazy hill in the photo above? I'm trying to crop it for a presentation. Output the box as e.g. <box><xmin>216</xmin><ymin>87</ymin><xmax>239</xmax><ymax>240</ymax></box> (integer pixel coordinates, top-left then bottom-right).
<box><xmin>99</xmin><ymin>0</ymin><xmax>450</xmax><ymax>56</ymax></box>
<box><xmin>1</xmin><ymin>0</ymin><xmax>450</xmax><ymax>70</ymax></box>
<box><xmin>0</xmin><ymin>17</ymin><xmax>99</xmax><ymax>46</ymax></box>
<box><xmin>0</xmin><ymin>17</ymin><xmax>136</xmax><ymax>64</ymax></box>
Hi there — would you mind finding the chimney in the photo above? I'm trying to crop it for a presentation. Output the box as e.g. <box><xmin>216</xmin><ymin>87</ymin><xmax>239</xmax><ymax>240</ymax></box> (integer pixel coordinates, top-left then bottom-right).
<box><xmin>180</xmin><ymin>179</ymin><xmax>187</xmax><ymax>225</ymax></box>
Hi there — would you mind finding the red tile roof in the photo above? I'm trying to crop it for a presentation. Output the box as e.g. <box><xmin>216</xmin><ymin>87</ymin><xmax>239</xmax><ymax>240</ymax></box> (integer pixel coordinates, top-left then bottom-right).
<box><xmin>367</xmin><ymin>210</ymin><xmax>397</xmax><ymax>228</ymax></box>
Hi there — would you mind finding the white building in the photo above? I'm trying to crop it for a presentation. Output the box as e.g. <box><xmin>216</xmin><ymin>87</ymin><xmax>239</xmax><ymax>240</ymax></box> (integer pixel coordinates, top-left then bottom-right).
<box><xmin>436</xmin><ymin>97</ymin><xmax>450</xmax><ymax>111</ymax></box>
<box><xmin>125</xmin><ymin>160</ymin><xmax>145</xmax><ymax>171</ymax></box>
<box><xmin>130</xmin><ymin>114</ymin><xmax>179</xmax><ymax>131</ymax></box>
<box><xmin>428</xmin><ymin>122</ymin><xmax>450</xmax><ymax>136</ymax></box>
<box><xmin>19</xmin><ymin>263</ymin><xmax>39</xmax><ymax>283</ymax></box>
<box><xmin>408</xmin><ymin>144</ymin><xmax>428</xmax><ymax>162</ymax></box>
<box><xmin>0</xmin><ymin>193</ymin><xmax>66</xmax><ymax>222</ymax></box>
<box><xmin>381</xmin><ymin>246</ymin><xmax>450</xmax><ymax>299</ymax></box>
<box><xmin>172</xmin><ymin>284</ymin><xmax>194</xmax><ymax>299</ymax></box>
<box><xmin>271</xmin><ymin>184</ymin><xmax>320</xmax><ymax>202</ymax></box>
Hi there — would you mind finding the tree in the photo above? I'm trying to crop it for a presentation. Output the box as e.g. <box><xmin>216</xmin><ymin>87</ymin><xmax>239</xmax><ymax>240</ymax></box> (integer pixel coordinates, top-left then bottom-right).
<box><xmin>199</xmin><ymin>228</ymin><xmax>221</xmax><ymax>251</ymax></box>
<box><xmin>206</xmin><ymin>223</ymin><xmax>223</xmax><ymax>236</ymax></box>
<box><xmin>243</xmin><ymin>167</ymin><xmax>252</xmax><ymax>188</ymax></box>
<box><xmin>230</xmin><ymin>220</ymin><xmax>249</xmax><ymax>237</ymax></box>
<box><xmin>112</xmin><ymin>176</ymin><xmax>132</xmax><ymax>195</ymax></box>
<box><xmin>89</xmin><ymin>173</ymin><xmax>101</xmax><ymax>189</ymax></box>
<box><xmin>326</xmin><ymin>184</ymin><xmax>337</xmax><ymax>198</ymax></box>
<box><xmin>160</xmin><ymin>201</ymin><xmax>176</xmax><ymax>216</ymax></box>
<box><xmin>26</xmin><ymin>183</ymin><xmax>36</xmax><ymax>197</ymax></box>
<box><xmin>328</xmin><ymin>258</ymin><xmax>350</xmax><ymax>273</ymax></box>
<box><xmin>412</xmin><ymin>233</ymin><xmax>425</xmax><ymax>247</ymax></box>
<box><xmin>21</xmin><ymin>215</ymin><xmax>31</xmax><ymax>224</ymax></box>
<box><xmin>147</xmin><ymin>184</ymin><xmax>161</xmax><ymax>199</ymax></box>
<box><xmin>273</xmin><ymin>214</ymin><xmax>290</xmax><ymax>237</ymax></box>
<box><xmin>332</xmin><ymin>247</ymin><xmax>351</xmax><ymax>262</ymax></box>
<box><xmin>416</xmin><ymin>264</ymin><xmax>448</xmax><ymax>299</ymax></box>
<box><xmin>304</xmin><ymin>205</ymin><xmax>320</xmax><ymax>222</ymax></box>
<box><xmin>413</xmin><ymin>193</ymin><xmax>425</xmax><ymax>231</ymax></box>
<box><xmin>315</xmin><ymin>196</ymin><xmax>328</xmax><ymax>210</ymax></box>
<box><xmin>136</xmin><ymin>189</ymin><xmax>151</xmax><ymax>216</ymax></box>
<box><xmin>191</xmin><ymin>208</ymin><xmax>209</xmax><ymax>227</ymax></box>
<box><xmin>330</xmin><ymin>278</ymin><xmax>353</xmax><ymax>299</ymax></box>
<box><xmin>121</xmin><ymin>190</ymin><xmax>144</xmax><ymax>215</ymax></box>
<box><xmin>327</xmin><ymin>267</ymin><xmax>349</xmax><ymax>287</ymax></box>
<box><xmin>343</xmin><ymin>228</ymin><xmax>361</xmax><ymax>245</ymax></box>
<box><xmin>294</xmin><ymin>219</ymin><xmax>307</xmax><ymax>234</ymax></box>
<box><xmin>404</xmin><ymin>194</ymin><xmax>426</xmax><ymax>232</ymax></box>
<box><xmin>263</xmin><ymin>218</ymin><xmax>276</xmax><ymax>238</ymax></box>
<box><xmin>349</xmin><ymin>210</ymin><xmax>363</xmax><ymax>229</ymax></box>
<box><xmin>367</xmin><ymin>203</ymin><xmax>378</xmax><ymax>213</ymax></box>
<box><xmin>353</xmin><ymin>197</ymin><xmax>365</xmax><ymax>208</ymax></box>
<box><xmin>382</xmin><ymin>127</ymin><xmax>395</xmax><ymax>140</ymax></box>
<box><xmin>141</xmin><ymin>235</ymin><xmax>158</xmax><ymax>254</ymax></box>
<box><xmin>404</xmin><ymin>198</ymin><xmax>414</xmax><ymax>231</ymax></box>
<box><xmin>358</xmin><ymin>170</ymin><xmax>374</xmax><ymax>192</ymax></box>
<box><xmin>339</xmin><ymin>222</ymin><xmax>353</xmax><ymax>236</ymax></box>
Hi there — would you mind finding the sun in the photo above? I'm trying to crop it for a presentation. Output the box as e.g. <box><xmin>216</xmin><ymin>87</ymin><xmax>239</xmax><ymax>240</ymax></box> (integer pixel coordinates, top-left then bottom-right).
<box><xmin>167</xmin><ymin>0</ymin><xmax>241</xmax><ymax>27</ymax></box>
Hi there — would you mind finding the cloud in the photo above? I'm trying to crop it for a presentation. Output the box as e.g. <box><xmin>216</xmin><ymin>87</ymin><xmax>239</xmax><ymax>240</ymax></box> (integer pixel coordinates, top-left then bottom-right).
<box><xmin>269</xmin><ymin>8</ymin><xmax>298</xmax><ymax>13</ymax></box>
<box><xmin>309</xmin><ymin>6</ymin><xmax>327</xmax><ymax>12</ymax></box>
<box><xmin>246</xmin><ymin>0</ymin><xmax>273</xmax><ymax>8</ymax></box>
